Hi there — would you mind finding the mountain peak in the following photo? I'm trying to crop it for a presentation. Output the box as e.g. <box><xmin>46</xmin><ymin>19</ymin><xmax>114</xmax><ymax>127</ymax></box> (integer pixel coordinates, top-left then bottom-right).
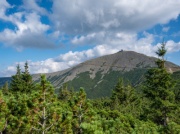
<box><xmin>33</xmin><ymin>51</ymin><xmax>180</xmax><ymax>88</ymax></box>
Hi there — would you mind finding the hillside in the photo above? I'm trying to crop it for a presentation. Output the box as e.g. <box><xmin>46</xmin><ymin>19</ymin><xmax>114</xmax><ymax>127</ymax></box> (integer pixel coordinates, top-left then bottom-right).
<box><xmin>32</xmin><ymin>51</ymin><xmax>180</xmax><ymax>98</ymax></box>
<box><xmin>1</xmin><ymin>51</ymin><xmax>180</xmax><ymax>98</ymax></box>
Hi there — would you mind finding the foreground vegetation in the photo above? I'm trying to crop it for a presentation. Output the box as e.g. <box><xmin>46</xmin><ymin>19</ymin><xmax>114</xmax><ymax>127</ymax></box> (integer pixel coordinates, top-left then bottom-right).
<box><xmin>0</xmin><ymin>43</ymin><xmax>180</xmax><ymax>134</ymax></box>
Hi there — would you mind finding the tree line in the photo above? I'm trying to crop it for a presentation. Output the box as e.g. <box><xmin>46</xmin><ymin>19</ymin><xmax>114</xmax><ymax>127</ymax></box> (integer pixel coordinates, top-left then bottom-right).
<box><xmin>0</xmin><ymin>42</ymin><xmax>180</xmax><ymax>133</ymax></box>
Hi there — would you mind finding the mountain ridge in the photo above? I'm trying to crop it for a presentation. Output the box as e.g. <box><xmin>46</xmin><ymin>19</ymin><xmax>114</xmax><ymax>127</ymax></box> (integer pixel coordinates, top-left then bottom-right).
<box><xmin>33</xmin><ymin>50</ymin><xmax>180</xmax><ymax>85</ymax></box>
<box><xmin>1</xmin><ymin>51</ymin><xmax>180</xmax><ymax>98</ymax></box>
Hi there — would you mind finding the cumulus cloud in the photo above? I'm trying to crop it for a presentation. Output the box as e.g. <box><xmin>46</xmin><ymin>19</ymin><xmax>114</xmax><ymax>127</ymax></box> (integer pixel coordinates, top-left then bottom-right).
<box><xmin>51</xmin><ymin>0</ymin><xmax>180</xmax><ymax>34</ymax></box>
<box><xmin>0</xmin><ymin>1</ymin><xmax>58</xmax><ymax>50</ymax></box>
<box><xmin>71</xmin><ymin>31</ymin><xmax>157</xmax><ymax>56</ymax></box>
<box><xmin>0</xmin><ymin>32</ymin><xmax>162</xmax><ymax>77</ymax></box>
<box><xmin>1</xmin><ymin>37</ymin><xmax>180</xmax><ymax>77</ymax></box>
<box><xmin>0</xmin><ymin>9</ymin><xmax>56</xmax><ymax>50</ymax></box>
<box><xmin>0</xmin><ymin>0</ymin><xmax>180</xmax><ymax>77</ymax></box>
<box><xmin>0</xmin><ymin>59</ymin><xmax>69</xmax><ymax>77</ymax></box>
<box><xmin>49</xmin><ymin>0</ymin><xmax>180</xmax><ymax>56</ymax></box>
<box><xmin>166</xmin><ymin>40</ymin><xmax>180</xmax><ymax>53</ymax></box>
<box><xmin>1</xmin><ymin>0</ymin><xmax>180</xmax><ymax>50</ymax></box>
<box><xmin>22</xmin><ymin>0</ymin><xmax>48</xmax><ymax>15</ymax></box>
<box><xmin>0</xmin><ymin>0</ymin><xmax>11</xmax><ymax>20</ymax></box>
<box><xmin>71</xmin><ymin>32</ymin><xmax>105</xmax><ymax>45</ymax></box>
<box><xmin>0</xmin><ymin>66</ymin><xmax>16</xmax><ymax>77</ymax></box>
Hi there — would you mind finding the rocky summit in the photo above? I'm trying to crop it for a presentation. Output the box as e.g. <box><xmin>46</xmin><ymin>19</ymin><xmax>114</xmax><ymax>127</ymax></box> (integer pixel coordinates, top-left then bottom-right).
<box><xmin>31</xmin><ymin>51</ymin><xmax>180</xmax><ymax>98</ymax></box>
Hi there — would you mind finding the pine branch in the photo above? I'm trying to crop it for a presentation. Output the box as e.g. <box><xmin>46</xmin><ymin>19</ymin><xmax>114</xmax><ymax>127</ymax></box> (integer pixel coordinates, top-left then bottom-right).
<box><xmin>45</xmin><ymin>124</ymin><xmax>54</xmax><ymax>131</ymax></box>
<box><xmin>38</xmin><ymin>122</ymin><xmax>43</xmax><ymax>126</ymax></box>
<box><xmin>32</xmin><ymin>127</ymin><xmax>41</xmax><ymax>131</ymax></box>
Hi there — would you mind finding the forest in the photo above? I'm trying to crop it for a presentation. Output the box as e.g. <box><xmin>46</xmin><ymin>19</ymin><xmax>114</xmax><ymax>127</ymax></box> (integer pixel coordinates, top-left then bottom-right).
<box><xmin>0</xmin><ymin>43</ymin><xmax>180</xmax><ymax>134</ymax></box>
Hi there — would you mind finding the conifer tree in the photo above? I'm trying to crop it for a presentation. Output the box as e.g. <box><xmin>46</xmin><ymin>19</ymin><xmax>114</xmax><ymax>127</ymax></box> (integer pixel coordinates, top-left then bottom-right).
<box><xmin>6</xmin><ymin>93</ymin><xmax>33</xmax><ymax>133</ymax></box>
<box><xmin>144</xmin><ymin>42</ymin><xmax>176</xmax><ymax>127</ymax></box>
<box><xmin>10</xmin><ymin>64</ymin><xmax>24</xmax><ymax>92</ymax></box>
<box><xmin>58</xmin><ymin>83</ymin><xmax>73</xmax><ymax>101</ymax></box>
<box><xmin>10</xmin><ymin>62</ymin><xmax>34</xmax><ymax>93</ymax></box>
<box><xmin>32</xmin><ymin>75</ymin><xmax>60</xmax><ymax>133</ymax></box>
<box><xmin>21</xmin><ymin>61</ymin><xmax>34</xmax><ymax>93</ymax></box>
<box><xmin>111</xmin><ymin>78</ymin><xmax>136</xmax><ymax>110</ymax></box>
<box><xmin>3</xmin><ymin>63</ymin><xmax>36</xmax><ymax>133</ymax></box>
<box><xmin>71</xmin><ymin>88</ymin><xmax>93</xmax><ymax>134</ymax></box>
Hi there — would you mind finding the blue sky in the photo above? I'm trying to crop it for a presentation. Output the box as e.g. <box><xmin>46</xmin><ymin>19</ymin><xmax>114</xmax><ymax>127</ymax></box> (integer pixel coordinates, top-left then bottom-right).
<box><xmin>0</xmin><ymin>0</ymin><xmax>180</xmax><ymax>77</ymax></box>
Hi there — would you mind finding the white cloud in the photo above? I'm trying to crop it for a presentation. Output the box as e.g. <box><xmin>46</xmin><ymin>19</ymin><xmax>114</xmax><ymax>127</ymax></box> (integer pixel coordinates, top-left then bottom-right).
<box><xmin>1</xmin><ymin>35</ymin><xmax>180</xmax><ymax>77</ymax></box>
<box><xmin>0</xmin><ymin>59</ymin><xmax>69</xmax><ymax>77</ymax></box>
<box><xmin>0</xmin><ymin>0</ymin><xmax>11</xmax><ymax>21</ymax></box>
<box><xmin>1</xmin><ymin>0</ymin><xmax>180</xmax><ymax>51</ymax></box>
<box><xmin>0</xmin><ymin>0</ymin><xmax>180</xmax><ymax>77</ymax></box>
<box><xmin>166</xmin><ymin>40</ymin><xmax>180</xmax><ymax>53</ymax></box>
<box><xmin>71</xmin><ymin>32</ymin><xmax>104</xmax><ymax>45</ymax></box>
<box><xmin>22</xmin><ymin>0</ymin><xmax>48</xmax><ymax>15</ymax></box>
<box><xmin>0</xmin><ymin>32</ymin><xmax>160</xmax><ymax>77</ymax></box>
<box><xmin>29</xmin><ymin>59</ymin><xmax>69</xmax><ymax>74</ymax></box>
<box><xmin>49</xmin><ymin>0</ymin><xmax>180</xmax><ymax>57</ymax></box>
<box><xmin>0</xmin><ymin>0</ymin><xmax>59</xmax><ymax>50</ymax></box>
<box><xmin>51</xmin><ymin>0</ymin><xmax>180</xmax><ymax>34</ymax></box>
<box><xmin>0</xmin><ymin>66</ymin><xmax>16</xmax><ymax>77</ymax></box>
<box><xmin>71</xmin><ymin>31</ymin><xmax>157</xmax><ymax>56</ymax></box>
<box><xmin>0</xmin><ymin>10</ymin><xmax>56</xmax><ymax>50</ymax></box>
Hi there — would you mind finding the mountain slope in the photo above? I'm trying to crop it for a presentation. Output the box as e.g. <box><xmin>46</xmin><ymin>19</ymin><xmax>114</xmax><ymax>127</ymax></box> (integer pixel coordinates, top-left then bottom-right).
<box><xmin>32</xmin><ymin>51</ymin><xmax>180</xmax><ymax>98</ymax></box>
<box><xmin>1</xmin><ymin>51</ymin><xmax>180</xmax><ymax>98</ymax></box>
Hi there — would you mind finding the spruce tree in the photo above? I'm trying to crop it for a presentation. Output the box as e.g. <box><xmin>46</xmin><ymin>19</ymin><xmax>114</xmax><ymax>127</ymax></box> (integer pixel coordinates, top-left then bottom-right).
<box><xmin>71</xmin><ymin>88</ymin><xmax>93</xmax><ymax>134</ymax></box>
<box><xmin>10</xmin><ymin>62</ymin><xmax>34</xmax><ymax>93</ymax></box>
<box><xmin>21</xmin><ymin>61</ymin><xmax>34</xmax><ymax>93</ymax></box>
<box><xmin>32</xmin><ymin>75</ymin><xmax>60</xmax><ymax>133</ymax></box>
<box><xmin>58</xmin><ymin>83</ymin><xmax>73</xmax><ymax>101</ymax></box>
<box><xmin>10</xmin><ymin>64</ymin><xmax>24</xmax><ymax>92</ymax></box>
<box><xmin>144</xmin><ymin>42</ymin><xmax>176</xmax><ymax>127</ymax></box>
<box><xmin>111</xmin><ymin>78</ymin><xmax>136</xmax><ymax>110</ymax></box>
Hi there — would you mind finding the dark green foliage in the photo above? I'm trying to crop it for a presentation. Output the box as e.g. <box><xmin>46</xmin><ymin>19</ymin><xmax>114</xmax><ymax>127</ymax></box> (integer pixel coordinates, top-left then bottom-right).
<box><xmin>31</xmin><ymin>74</ymin><xmax>59</xmax><ymax>133</ymax></box>
<box><xmin>1</xmin><ymin>43</ymin><xmax>180</xmax><ymax>133</ymax></box>
<box><xmin>67</xmin><ymin>68</ymin><xmax>147</xmax><ymax>99</ymax></box>
<box><xmin>0</xmin><ymin>91</ymin><xmax>8</xmax><ymax>133</ymax></box>
<box><xmin>172</xmin><ymin>71</ymin><xmax>180</xmax><ymax>103</ymax></box>
<box><xmin>1</xmin><ymin>82</ymin><xmax>9</xmax><ymax>95</ymax></box>
<box><xmin>21</xmin><ymin>61</ymin><xmax>35</xmax><ymax>93</ymax></box>
<box><xmin>110</xmin><ymin>78</ymin><xmax>142</xmax><ymax>119</ymax></box>
<box><xmin>9</xmin><ymin>64</ymin><xmax>24</xmax><ymax>92</ymax></box>
<box><xmin>111</xmin><ymin>78</ymin><xmax>136</xmax><ymax>106</ymax></box>
<box><xmin>6</xmin><ymin>93</ymin><xmax>33</xmax><ymax>133</ymax></box>
<box><xmin>143</xmin><ymin>42</ymin><xmax>177</xmax><ymax>131</ymax></box>
<box><xmin>10</xmin><ymin>63</ymin><xmax>35</xmax><ymax>93</ymax></box>
<box><xmin>70</xmin><ymin>88</ymin><xmax>95</xmax><ymax>134</ymax></box>
<box><xmin>58</xmin><ymin>83</ymin><xmax>74</xmax><ymax>101</ymax></box>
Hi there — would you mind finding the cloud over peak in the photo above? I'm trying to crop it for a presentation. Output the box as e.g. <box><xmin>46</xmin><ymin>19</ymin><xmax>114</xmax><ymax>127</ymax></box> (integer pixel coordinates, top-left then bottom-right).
<box><xmin>52</xmin><ymin>0</ymin><xmax>180</xmax><ymax>34</ymax></box>
<box><xmin>0</xmin><ymin>0</ymin><xmax>180</xmax><ymax>77</ymax></box>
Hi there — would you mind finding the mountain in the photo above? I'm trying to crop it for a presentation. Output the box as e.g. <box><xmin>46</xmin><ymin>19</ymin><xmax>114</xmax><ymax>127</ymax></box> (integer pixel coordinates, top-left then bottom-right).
<box><xmin>32</xmin><ymin>51</ymin><xmax>180</xmax><ymax>98</ymax></box>
<box><xmin>1</xmin><ymin>51</ymin><xmax>180</xmax><ymax>98</ymax></box>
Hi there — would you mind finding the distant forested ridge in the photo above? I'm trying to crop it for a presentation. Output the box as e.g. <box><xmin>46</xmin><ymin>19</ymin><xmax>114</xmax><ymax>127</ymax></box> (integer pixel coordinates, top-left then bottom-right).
<box><xmin>0</xmin><ymin>43</ymin><xmax>180</xmax><ymax>133</ymax></box>
<box><xmin>0</xmin><ymin>77</ymin><xmax>11</xmax><ymax>87</ymax></box>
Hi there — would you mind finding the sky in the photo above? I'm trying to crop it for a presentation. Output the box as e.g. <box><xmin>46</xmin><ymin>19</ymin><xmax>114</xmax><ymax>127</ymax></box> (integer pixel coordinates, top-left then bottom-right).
<box><xmin>0</xmin><ymin>0</ymin><xmax>180</xmax><ymax>77</ymax></box>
